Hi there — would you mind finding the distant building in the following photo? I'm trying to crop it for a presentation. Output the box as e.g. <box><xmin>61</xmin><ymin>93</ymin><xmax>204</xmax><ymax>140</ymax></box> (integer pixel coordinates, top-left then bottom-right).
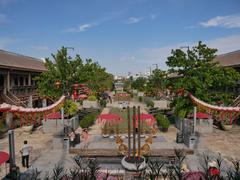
<box><xmin>0</xmin><ymin>49</ymin><xmax>47</xmax><ymax>107</ymax></box>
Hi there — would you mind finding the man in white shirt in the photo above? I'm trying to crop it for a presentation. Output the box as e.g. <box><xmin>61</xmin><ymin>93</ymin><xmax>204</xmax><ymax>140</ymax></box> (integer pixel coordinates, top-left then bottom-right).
<box><xmin>20</xmin><ymin>140</ymin><xmax>32</xmax><ymax>168</ymax></box>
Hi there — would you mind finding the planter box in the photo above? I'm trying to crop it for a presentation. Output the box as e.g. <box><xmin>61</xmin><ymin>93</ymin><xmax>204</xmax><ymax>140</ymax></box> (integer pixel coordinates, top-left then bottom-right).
<box><xmin>82</xmin><ymin>100</ymin><xmax>98</xmax><ymax>108</ymax></box>
<box><xmin>153</xmin><ymin>100</ymin><xmax>170</xmax><ymax>110</ymax></box>
<box><xmin>43</xmin><ymin>115</ymin><xmax>79</xmax><ymax>134</ymax></box>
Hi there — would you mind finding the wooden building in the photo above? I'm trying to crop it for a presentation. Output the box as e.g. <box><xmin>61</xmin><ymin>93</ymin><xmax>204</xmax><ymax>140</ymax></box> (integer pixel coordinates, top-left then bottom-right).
<box><xmin>0</xmin><ymin>49</ymin><xmax>46</xmax><ymax>107</ymax></box>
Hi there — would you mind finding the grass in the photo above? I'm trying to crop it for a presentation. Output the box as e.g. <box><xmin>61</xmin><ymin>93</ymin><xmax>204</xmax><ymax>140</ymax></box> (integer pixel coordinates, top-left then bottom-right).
<box><xmin>104</xmin><ymin>107</ymin><xmax>151</xmax><ymax>134</ymax></box>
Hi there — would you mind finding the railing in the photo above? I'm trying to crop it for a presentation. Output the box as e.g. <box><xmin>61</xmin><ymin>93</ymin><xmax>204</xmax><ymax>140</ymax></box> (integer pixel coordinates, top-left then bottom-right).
<box><xmin>7</xmin><ymin>91</ymin><xmax>27</xmax><ymax>107</ymax></box>
<box><xmin>10</xmin><ymin>85</ymin><xmax>37</xmax><ymax>95</ymax></box>
<box><xmin>233</xmin><ymin>95</ymin><xmax>240</xmax><ymax>107</ymax></box>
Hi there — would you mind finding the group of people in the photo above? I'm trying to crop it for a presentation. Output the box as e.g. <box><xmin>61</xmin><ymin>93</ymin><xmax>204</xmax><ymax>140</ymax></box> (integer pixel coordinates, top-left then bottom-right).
<box><xmin>19</xmin><ymin>128</ymin><xmax>89</xmax><ymax>169</ymax></box>
<box><xmin>68</xmin><ymin>128</ymin><xmax>89</xmax><ymax>148</ymax></box>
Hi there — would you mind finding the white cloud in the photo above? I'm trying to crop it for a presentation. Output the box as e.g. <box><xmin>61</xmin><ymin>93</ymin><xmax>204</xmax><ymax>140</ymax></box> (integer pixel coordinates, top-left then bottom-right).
<box><xmin>200</xmin><ymin>14</ymin><xmax>240</xmax><ymax>28</ymax></box>
<box><xmin>206</xmin><ymin>34</ymin><xmax>240</xmax><ymax>54</ymax></box>
<box><xmin>118</xmin><ymin>34</ymin><xmax>240</xmax><ymax>73</ymax></box>
<box><xmin>126</xmin><ymin>17</ymin><xmax>142</xmax><ymax>24</ymax></box>
<box><xmin>31</xmin><ymin>45</ymin><xmax>49</xmax><ymax>51</ymax></box>
<box><xmin>65</xmin><ymin>23</ymin><xmax>97</xmax><ymax>32</ymax></box>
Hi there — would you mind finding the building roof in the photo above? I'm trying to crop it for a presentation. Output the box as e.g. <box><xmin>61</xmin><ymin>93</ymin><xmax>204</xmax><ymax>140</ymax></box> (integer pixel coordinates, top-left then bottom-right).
<box><xmin>213</xmin><ymin>50</ymin><xmax>240</xmax><ymax>67</ymax></box>
<box><xmin>0</xmin><ymin>49</ymin><xmax>47</xmax><ymax>72</ymax></box>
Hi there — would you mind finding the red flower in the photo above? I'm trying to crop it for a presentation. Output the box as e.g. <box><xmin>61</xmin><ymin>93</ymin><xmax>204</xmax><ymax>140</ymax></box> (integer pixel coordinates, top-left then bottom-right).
<box><xmin>209</xmin><ymin>167</ymin><xmax>220</xmax><ymax>176</ymax></box>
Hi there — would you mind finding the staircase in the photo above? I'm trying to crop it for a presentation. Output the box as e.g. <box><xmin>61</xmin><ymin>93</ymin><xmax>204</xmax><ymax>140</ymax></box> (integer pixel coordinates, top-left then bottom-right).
<box><xmin>0</xmin><ymin>91</ymin><xmax>27</xmax><ymax>107</ymax></box>
<box><xmin>232</xmin><ymin>95</ymin><xmax>240</xmax><ymax>107</ymax></box>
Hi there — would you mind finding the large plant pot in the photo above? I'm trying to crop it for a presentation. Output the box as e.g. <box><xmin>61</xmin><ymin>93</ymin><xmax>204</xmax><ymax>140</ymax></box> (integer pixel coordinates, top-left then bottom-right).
<box><xmin>102</xmin><ymin>134</ymin><xmax>109</xmax><ymax>138</ymax></box>
<box><xmin>161</xmin><ymin>127</ymin><xmax>169</xmax><ymax>132</ymax></box>
<box><xmin>121</xmin><ymin>156</ymin><xmax>147</xmax><ymax>171</ymax></box>
<box><xmin>222</xmin><ymin>124</ymin><xmax>232</xmax><ymax>131</ymax></box>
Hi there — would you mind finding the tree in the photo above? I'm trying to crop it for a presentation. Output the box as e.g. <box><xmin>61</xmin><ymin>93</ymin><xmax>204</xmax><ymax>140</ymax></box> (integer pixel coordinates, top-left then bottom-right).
<box><xmin>35</xmin><ymin>47</ymin><xmax>113</xmax><ymax>99</ymax></box>
<box><xmin>131</xmin><ymin>77</ymin><xmax>146</xmax><ymax>92</ymax></box>
<box><xmin>166</xmin><ymin>41</ymin><xmax>240</xmax><ymax>116</ymax></box>
<box><xmin>146</xmin><ymin>69</ymin><xmax>168</xmax><ymax>98</ymax></box>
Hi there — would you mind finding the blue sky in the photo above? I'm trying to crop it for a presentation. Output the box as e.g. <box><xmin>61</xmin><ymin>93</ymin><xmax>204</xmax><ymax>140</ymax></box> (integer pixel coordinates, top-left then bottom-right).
<box><xmin>0</xmin><ymin>0</ymin><xmax>240</xmax><ymax>75</ymax></box>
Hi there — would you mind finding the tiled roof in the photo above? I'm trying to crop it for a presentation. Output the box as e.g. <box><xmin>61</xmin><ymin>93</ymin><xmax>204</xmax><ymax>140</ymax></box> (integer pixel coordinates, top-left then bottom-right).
<box><xmin>0</xmin><ymin>49</ymin><xmax>47</xmax><ymax>72</ymax></box>
<box><xmin>214</xmin><ymin>50</ymin><xmax>240</xmax><ymax>67</ymax></box>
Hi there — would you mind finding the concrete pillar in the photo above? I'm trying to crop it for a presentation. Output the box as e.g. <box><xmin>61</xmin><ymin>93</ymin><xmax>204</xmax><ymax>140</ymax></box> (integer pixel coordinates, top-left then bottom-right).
<box><xmin>28</xmin><ymin>95</ymin><xmax>33</xmax><ymax>108</ymax></box>
<box><xmin>6</xmin><ymin>112</ymin><xmax>13</xmax><ymax>128</ymax></box>
<box><xmin>7</xmin><ymin>71</ymin><xmax>10</xmax><ymax>92</ymax></box>
<box><xmin>42</xmin><ymin>98</ymin><xmax>47</xmax><ymax>107</ymax></box>
<box><xmin>28</xmin><ymin>73</ymin><xmax>31</xmax><ymax>86</ymax></box>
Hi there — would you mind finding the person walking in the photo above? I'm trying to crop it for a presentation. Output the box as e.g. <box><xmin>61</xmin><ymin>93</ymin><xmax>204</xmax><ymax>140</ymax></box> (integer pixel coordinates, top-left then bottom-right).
<box><xmin>82</xmin><ymin>128</ymin><xmax>89</xmax><ymax>149</ymax></box>
<box><xmin>20</xmin><ymin>140</ymin><xmax>32</xmax><ymax>168</ymax></box>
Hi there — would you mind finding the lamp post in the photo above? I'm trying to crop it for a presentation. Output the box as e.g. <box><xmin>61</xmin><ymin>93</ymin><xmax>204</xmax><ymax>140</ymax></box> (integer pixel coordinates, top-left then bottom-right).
<box><xmin>153</xmin><ymin>64</ymin><xmax>158</xmax><ymax>70</ymax></box>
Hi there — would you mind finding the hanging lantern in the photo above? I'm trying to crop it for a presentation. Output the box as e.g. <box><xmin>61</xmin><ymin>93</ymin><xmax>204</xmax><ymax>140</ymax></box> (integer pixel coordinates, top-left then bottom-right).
<box><xmin>55</xmin><ymin>81</ymin><xmax>61</xmax><ymax>89</ymax></box>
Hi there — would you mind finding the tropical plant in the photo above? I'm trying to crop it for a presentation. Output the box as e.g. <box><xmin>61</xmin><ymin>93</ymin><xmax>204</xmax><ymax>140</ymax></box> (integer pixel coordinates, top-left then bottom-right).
<box><xmin>146</xmin><ymin>99</ymin><xmax>154</xmax><ymax>108</ymax></box>
<box><xmin>87</xmin><ymin>95</ymin><xmax>97</xmax><ymax>101</ymax></box>
<box><xmin>63</xmin><ymin>100</ymin><xmax>78</xmax><ymax>117</ymax></box>
<box><xmin>79</xmin><ymin>114</ymin><xmax>97</xmax><ymax>129</ymax></box>
<box><xmin>156</xmin><ymin>114</ymin><xmax>170</xmax><ymax>131</ymax></box>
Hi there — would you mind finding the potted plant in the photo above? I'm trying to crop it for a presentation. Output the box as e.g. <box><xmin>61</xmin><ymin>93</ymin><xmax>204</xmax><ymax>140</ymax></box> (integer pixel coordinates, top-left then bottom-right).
<box><xmin>221</xmin><ymin>117</ymin><xmax>232</xmax><ymax>131</ymax></box>
<box><xmin>156</xmin><ymin>114</ymin><xmax>170</xmax><ymax>132</ymax></box>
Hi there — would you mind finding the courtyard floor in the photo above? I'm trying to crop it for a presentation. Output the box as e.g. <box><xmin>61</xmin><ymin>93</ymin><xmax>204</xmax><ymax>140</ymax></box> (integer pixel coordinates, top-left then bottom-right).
<box><xmin>0</xmin><ymin>99</ymin><xmax>240</xmax><ymax>178</ymax></box>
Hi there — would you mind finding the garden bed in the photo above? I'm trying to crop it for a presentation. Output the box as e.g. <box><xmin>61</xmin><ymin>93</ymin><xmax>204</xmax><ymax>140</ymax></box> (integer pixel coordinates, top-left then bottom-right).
<box><xmin>104</xmin><ymin>107</ymin><xmax>151</xmax><ymax>134</ymax></box>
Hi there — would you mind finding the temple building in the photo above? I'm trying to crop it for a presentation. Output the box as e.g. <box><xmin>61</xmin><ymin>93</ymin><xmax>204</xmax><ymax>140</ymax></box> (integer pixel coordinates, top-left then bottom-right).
<box><xmin>214</xmin><ymin>50</ymin><xmax>240</xmax><ymax>72</ymax></box>
<box><xmin>0</xmin><ymin>49</ymin><xmax>47</xmax><ymax>107</ymax></box>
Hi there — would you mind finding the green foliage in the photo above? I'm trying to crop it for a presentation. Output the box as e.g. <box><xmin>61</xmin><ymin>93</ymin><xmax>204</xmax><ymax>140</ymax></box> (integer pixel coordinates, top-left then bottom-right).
<box><xmin>35</xmin><ymin>47</ymin><xmax>113</xmax><ymax>99</ymax></box>
<box><xmin>99</xmin><ymin>99</ymin><xmax>107</xmax><ymax>107</ymax></box>
<box><xmin>63</xmin><ymin>100</ymin><xmax>78</xmax><ymax>117</ymax></box>
<box><xmin>166</xmin><ymin>42</ymin><xmax>240</xmax><ymax>117</ymax></box>
<box><xmin>146</xmin><ymin>69</ymin><xmax>168</xmax><ymax>98</ymax></box>
<box><xmin>146</xmin><ymin>99</ymin><xmax>154</xmax><ymax>108</ymax></box>
<box><xmin>87</xmin><ymin>95</ymin><xmax>97</xmax><ymax>101</ymax></box>
<box><xmin>131</xmin><ymin>77</ymin><xmax>146</xmax><ymax>92</ymax></box>
<box><xmin>138</xmin><ymin>96</ymin><xmax>143</xmax><ymax>102</ymax></box>
<box><xmin>156</xmin><ymin>114</ymin><xmax>170</xmax><ymax>129</ymax></box>
<box><xmin>79</xmin><ymin>114</ymin><xmax>97</xmax><ymax>129</ymax></box>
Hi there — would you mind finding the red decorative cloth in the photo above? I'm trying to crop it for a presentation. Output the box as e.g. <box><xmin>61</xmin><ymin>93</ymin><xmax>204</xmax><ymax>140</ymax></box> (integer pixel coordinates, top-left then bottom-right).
<box><xmin>0</xmin><ymin>151</ymin><xmax>9</xmax><ymax>165</ymax></box>
<box><xmin>97</xmin><ymin>113</ymin><xmax>122</xmax><ymax>125</ymax></box>
<box><xmin>189</xmin><ymin>112</ymin><xmax>211</xmax><ymax>119</ymax></box>
<box><xmin>134</xmin><ymin>113</ymin><xmax>156</xmax><ymax>127</ymax></box>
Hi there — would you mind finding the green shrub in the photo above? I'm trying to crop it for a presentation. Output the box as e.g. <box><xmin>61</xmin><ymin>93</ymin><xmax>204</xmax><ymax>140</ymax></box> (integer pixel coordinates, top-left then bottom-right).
<box><xmin>80</xmin><ymin>114</ymin><xmax>96</xmax><ymax>129</ymax></box>
<box><xmin>146</xmin><ymin>100</ymin><xmax>154</xmax><ymax>108</ymax></box>
<box><xmin>64</xmin><ymin>100</ymin><xmax>78</xmax><ymax>117</ymax></box>
<box><xmin>100</xmin><ymin>99</ymin><xmax>107</xmax><ymax>107</ymax></box>
<box><xmin>87</xmin><ymin>95</ymin><xmax>97</xmax><ymax>101</ymax></box>
<box><xmin>156</xmin><ymin>114</ymin><xmax>170</xmax><ymax>130</ymax></box>
<box><xmin>138</xmin><ymin>96</ymin><xmax>143</xmax><ymax>102</ymax></box>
